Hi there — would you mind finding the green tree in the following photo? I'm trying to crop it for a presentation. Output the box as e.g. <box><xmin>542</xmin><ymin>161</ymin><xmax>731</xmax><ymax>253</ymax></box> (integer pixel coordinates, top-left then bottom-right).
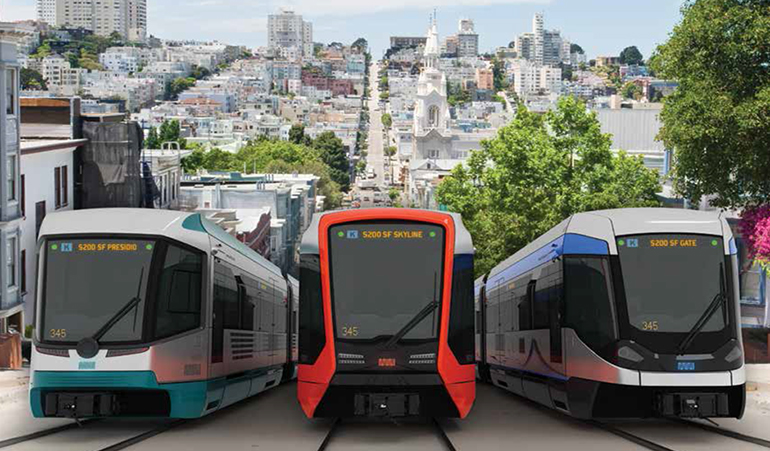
<box><xmin>651</xmin><ymin>0</ymin><xmax>770</xmax><ymax>208</ymax></box>
<box><xmin>619</xmin><ymin>46</ymin><xmax>644</xmax><ymax>65</ymax></box>
<box><xmin>570</xmin><ymin>44</ymin><xmax>585</xmax><ymax>55</ymax></box>
<box><xmin>157</xmin><ymin>120</ymin><xmax>187</xmax><ymax>149</ymax></box>
<box><xmin>381</xmin><ymin>113</ymin><xmax>392</xmax><ymax>128</ymax></box>
<box><xmin>236</xmin><ymin>139</ymin><xmax>319</xmax><ymax>172</ymax></box>
<box><xmin>168</xmin><ymin>77</ymin><xmax>196</xmax><ymax>100</ymax></box>
<box><xmin>620</xmin><ymin>81</ymin><xmax>643</xmax><ymax>100</ymax></box>
<box><xmin>313</xmin><ymin>132</ymin><xmax>351</xmax><ymax>191</ymax></box>
<box><xmin>379</xmin><ymin>91</ymin><xmax>389</xmax><ymax>100</ymax></box>
<box><xmin>202</xmin><ymin>148</ymin><xmax>236</xmax><ymax>171</ymax></box>
<box><xmin>491</xmin><ymin>57</ymin><xmax>507</xmax><ymax>92</ymax></box>
<box><xmin>181</xmin><ymin>145</ymin><xmax>206</xmax><ymax>173</ymax></box>
<box><xmin>20</xmin><ymin>68</ymin><xmax>47</xmax><ymax>90</ymax></box>
<box><xmin>351</xmin><ymin>38</ymin><xmax>368</xmax><ymax>52</ymax></box>
<box><xmin>436</xmin><ymin>97</ymin><xmax>661</xmax><ymax>276</ymax></box>
<box><xmin>288</xmin><ymin>124</ymin><xmax>308</xmax><ymax>145</ymax></box>
<box><xmin>191</xmin><ymin>65</ymin><xmax>212</xmax><ymax>80</ymax></box>
<box><xmin>30</xmin><ymin>41</ymin><xmax>52</xmax><ymax>59</ymax></box>
<box><xmin>145</xmin><ymin>126</ymin><xmax>161</xmax><ymax>149</ymax></box>
<box><xmin>384</xmin><ymin>146</ymin><xmax>397</xmax><ymax>158</ymax></box>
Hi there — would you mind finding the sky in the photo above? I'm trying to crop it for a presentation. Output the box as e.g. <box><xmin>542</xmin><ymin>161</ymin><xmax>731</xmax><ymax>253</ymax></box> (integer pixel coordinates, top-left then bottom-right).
<box><xmin>1</xmin><ymin>0</ymin><xmax>685</xmax><ymax>59</ymax></box>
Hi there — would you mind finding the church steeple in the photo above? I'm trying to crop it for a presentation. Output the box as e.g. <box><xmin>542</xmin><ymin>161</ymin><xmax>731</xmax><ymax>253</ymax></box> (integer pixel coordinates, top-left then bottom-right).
<box><xmin>414</xmin><ymin>9</ymin><xmax>449</xmax><ymax>137</ymax></box>
<box><xmin>424</xmin><ymin>9</ymin><xmax>439</xmax><ymax>70</ymax></box>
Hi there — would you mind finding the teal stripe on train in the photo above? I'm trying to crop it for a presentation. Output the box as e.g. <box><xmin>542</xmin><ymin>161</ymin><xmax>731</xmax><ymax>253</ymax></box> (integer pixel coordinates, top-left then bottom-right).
<box><xmin>29</xmin><ymin>371</ymin><xmax>216</xmax><ymax>418</ymax></box>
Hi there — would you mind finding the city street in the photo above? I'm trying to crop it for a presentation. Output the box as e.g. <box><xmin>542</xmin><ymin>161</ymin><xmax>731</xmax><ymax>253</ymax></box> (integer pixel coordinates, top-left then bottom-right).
<box><xmin>366</xmin><ymin>60</ymin><xmax>386</xmax><ymax>188</ymax></box>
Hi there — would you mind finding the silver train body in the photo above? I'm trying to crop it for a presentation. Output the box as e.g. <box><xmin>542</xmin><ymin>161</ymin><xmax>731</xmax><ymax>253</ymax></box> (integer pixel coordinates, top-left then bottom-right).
<box><xmin>30</xmin><ymin>209</ymin><xmax>299</xmax><ymax>419</ymax></box>
<box><xmin>475</xmin><ymin>208</ymin><xmax>746</xmax><ymax>419</ymax></box>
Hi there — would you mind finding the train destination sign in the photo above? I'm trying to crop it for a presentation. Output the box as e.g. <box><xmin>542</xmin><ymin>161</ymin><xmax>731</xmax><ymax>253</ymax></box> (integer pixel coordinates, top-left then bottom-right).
<box><xmin>335</xmin><ymin>227</ymin><xmax>438</xmax><ymax>240</ymax></box>
<box><xmin>617</xmin><ymin>236</ymin><xmax>720</xmax><ymax>249</ymax></box>
<box><xmin>50</xmin><ymin>241</ymin><xmax>154</xmax><ymax>252</ymax></box>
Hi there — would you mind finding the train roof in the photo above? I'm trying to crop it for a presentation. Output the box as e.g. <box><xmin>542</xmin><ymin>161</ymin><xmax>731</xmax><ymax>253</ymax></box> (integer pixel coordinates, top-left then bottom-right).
<box><xmin>487</xmin><ymin>208</ymin><xmax>730</xmax><ymax>280</ymax></box>
<box><xmin>300</xmin><ymin>208</ymin><xmax>474</xmax><ymax>255</ymax></box>
<box><xmin>38</xmin><ymin>208</ymin><xmax>283</xmax><ymax>278</ymax></box>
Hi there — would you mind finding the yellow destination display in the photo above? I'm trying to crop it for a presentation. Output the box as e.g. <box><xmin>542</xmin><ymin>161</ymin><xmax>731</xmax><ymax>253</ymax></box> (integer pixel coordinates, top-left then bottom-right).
<box><xmin>362</xmin><ymin>230</ymin><xmax>425</xmax><ymax>239</ymax></box>
<box><xmin>76</xmin><ymin>242</ymin><xmax>141</xmax><ymax>252</ymax></box>
<box><xmin>649</xmin><ymin>238</ymin><xmax>698</xmax><ymax>248</ymax></box>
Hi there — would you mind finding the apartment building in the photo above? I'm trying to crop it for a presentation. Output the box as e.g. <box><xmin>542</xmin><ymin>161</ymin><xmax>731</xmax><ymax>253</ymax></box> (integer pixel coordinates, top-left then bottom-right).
<box><xmin>508</xmin><ymin>59</ymin><xmax>562</xmax><ymax>97</ymax></box>
<box><xmin>515</xmin><ymin>13</ymin><xmax>570</xmax><ymax>67</ymax></box>
<box><xmin>40</xmin><ymin>54</ymin><xmax>83</xmax><ymax>96</ymax></box>
<box><xmin>37</xmin><ymin>0</ymin><xmax>147</xmax><ymax>41</ymax></box>
<box><xmin>0</xmin><ymin>29</ymin><xmax>25</xmax><ymax>333</ymax></box>
<box><xmin>267</xmin><ymin>9</ymin><xmax>313</xmax><ymax>59</ymax></box>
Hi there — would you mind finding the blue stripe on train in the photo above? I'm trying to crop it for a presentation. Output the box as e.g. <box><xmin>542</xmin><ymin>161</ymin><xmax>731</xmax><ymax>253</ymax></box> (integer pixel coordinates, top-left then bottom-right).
<box><xmin>29</xmin><ymin>368</ymin><xmax>277</xmax><ymax>418</ymax></box>
<box><xmin>488</xmin><ymin>233</ymin><xmax>609</xmax><ymax>287</ymax></box>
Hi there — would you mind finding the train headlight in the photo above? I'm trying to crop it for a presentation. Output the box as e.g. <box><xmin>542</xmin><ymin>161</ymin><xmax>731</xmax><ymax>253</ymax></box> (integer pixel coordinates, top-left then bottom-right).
<box><xmin>617</xmin><ymin>346</ymin><xmax>644</xmax><ymax>363</ymax></box>
<box><xmin>724</xmin><ymin>344</ymin><xmax>742</xmax><ymax>363</ymax></box>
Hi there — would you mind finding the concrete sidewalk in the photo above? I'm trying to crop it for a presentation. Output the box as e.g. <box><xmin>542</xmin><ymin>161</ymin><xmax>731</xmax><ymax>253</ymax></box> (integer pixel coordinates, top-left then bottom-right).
<box><xmin>0</xmin><ymin>367</ymin><xmax>29</xmax><ymax>406</ymax></box>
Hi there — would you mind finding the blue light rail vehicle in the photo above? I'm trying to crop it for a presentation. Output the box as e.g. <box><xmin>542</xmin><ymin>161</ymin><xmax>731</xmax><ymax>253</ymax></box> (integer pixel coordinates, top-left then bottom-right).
<box><xmin>475</xmin><ymin>208</ymin><xmax>745</xmax><ymax>419</ymax></box>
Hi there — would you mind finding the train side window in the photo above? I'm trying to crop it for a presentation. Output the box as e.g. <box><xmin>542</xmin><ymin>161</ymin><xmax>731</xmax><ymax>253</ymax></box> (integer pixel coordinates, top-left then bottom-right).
<box><xmin>153</xmin><ymin>244</ymin><xmax>203</xmax><ymax>340</ymax></box>
<box><xmin>237</xmin><ymin>276</ymin><xmax>255</xmax><ymax>331</ymax></box>
<box><xmin>214</xmin><ymin>262</ymin><xmax>240</xmax><ymax>330</ymax></box>
<box><xmin>299</xmin><ymin>254</ymin><xmax>325</xmax><ymax>364</ymax></box>
<box><xmin>519</xmin><ymin>281</ymin><xmax>535</xmax><ymax>331</ymax></box>
<box><xmin>533</xmin><ymin>261</ymin><xmax>563</xmax><ymax>329</ymax></box>
<box><xmin>564</xmin><ymin>256</ymin><xmax>616</xmax><ymax>353</ymax></box>
<box><xmin>448</xmin><ymin>254</ymin><xmax>475</xmax><ymax>365</ymax></box>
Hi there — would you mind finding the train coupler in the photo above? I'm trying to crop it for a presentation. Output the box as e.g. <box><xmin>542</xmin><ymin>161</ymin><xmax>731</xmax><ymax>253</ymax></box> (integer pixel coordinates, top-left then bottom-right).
<box><xmin>353</xmin><ymin>393</ymin><xmax>420</xmax><ymax>417</ymax></box>
<box><xmin>655</xmin><ymin>392</ymin><xmax>730</xmax><ymax>418</ymax></box>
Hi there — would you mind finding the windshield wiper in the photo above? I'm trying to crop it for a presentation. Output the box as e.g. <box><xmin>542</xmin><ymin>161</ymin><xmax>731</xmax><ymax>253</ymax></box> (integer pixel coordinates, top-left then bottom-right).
<box><xmin>91</xmin><ymin>268</ymin><xmax>145</xmax><ymax>343</ymax></box>
<box><xmin>381</xmin><ymin>299</ymin><xmax>439</xmax><ymax>349</ymax></box>
<box><xmin>676</xmin><ymin>262</ymin><xmax>727</xmax><ymax>355</ymax></box>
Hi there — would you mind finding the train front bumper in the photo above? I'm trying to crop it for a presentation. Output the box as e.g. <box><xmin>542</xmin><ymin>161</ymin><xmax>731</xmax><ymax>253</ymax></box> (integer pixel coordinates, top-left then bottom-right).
<box><xmin>29</xmin><ymin>371</ymin><xmax>210</xmax><ymax>419</ymax></box>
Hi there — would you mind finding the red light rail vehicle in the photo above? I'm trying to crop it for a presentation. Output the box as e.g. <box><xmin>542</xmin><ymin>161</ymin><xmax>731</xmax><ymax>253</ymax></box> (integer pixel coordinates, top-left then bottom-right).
<box><xmin>297</xmin><ymin>208</ymin><xmax>475</xmax><ymax>419</ymax></box>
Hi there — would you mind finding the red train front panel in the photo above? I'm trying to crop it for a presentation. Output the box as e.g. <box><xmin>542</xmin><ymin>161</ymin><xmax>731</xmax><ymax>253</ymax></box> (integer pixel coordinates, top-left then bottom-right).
<box><xmin>297</xmin><ymin>209</ymin><xmax>475</xmax><ymax>418</ymax></box>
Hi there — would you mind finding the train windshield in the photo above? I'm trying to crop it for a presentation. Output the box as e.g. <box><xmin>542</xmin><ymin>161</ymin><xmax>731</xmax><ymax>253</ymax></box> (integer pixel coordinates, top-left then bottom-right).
<box><xmin>616</xmin><ymin>234</ymin><xmax>728</xmax><ymax>334</ymax></box>
<box><xmin>41</xmin><ymin>237</ymin><xmax>204</xmax><ymax>344</ymax></box>
<box><xmin>329</xmin><ymin>221</ymin><xmax>445</xmax><ymax>341</ymax></box>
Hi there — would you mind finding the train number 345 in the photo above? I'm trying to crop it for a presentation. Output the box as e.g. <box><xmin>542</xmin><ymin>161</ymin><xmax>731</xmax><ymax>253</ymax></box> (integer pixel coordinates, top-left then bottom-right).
<box><xmin>49</xmin><ymin>328</ymin><xmax>67</xmax><ymax>338</ymax></box>
<box><xmin>342</xmin><ymin>326</ymin><xmax>359</xmax><ymax>337</ymax></box>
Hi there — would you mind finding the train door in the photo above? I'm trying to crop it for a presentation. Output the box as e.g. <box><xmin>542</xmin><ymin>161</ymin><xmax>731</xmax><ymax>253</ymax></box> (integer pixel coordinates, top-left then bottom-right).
<box><xmin>284</xmin><ymin>279</ymin><xmax>293</xmax><ymax>379</ymax></box>
<box><xmin>549</xmin><ymin>291</ymin><xmax>562</xmax><ymax>364</ymax></box>
<box><xmin>479</xmin><ymin>280</ymin><xmax>490</xmax><ymax>381</ymax></box>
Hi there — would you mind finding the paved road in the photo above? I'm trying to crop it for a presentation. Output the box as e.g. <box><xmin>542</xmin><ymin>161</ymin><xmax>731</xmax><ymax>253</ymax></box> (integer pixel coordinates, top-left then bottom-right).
<box><xmin>366</xmin><ymin>61</ymin><xmax>386</xmax><ymax>188</ymax></box>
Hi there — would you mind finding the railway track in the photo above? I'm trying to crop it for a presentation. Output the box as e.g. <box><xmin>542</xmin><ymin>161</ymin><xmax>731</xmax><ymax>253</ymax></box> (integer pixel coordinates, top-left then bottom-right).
<box><xmin>590</xmin><ymin>417</ymin><xmax>770</xmax><ymax>451</ymax></box>
<box><xmin>316</xmin><ymin>417</ymin><xmax>458</xmax><ymax>451</ymax></box>
<box><xmin>0</xmin><ymin>420</ymin><xmax>97</xmax><ymax>449</ymax></box>
<box><xmin>673</xmin><ymin>418</ymin><xmax>770</xmax><ymax>449</ymax></box>
<box><xmin>0</xmin><ymin>419</ymin><xmax>185</xmax><ymax>451</ymax></box>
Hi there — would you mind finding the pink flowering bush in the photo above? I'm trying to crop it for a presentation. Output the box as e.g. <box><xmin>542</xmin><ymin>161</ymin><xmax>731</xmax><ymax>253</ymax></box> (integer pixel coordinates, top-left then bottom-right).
<box><xmin>739</xmin><ymin>205</ymin><xmax>770</xmax><ymax>269</ymax></box>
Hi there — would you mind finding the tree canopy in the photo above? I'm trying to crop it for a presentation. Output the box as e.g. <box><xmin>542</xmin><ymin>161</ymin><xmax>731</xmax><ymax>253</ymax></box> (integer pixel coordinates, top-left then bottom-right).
<box><xmin>180</xmin><ymin>139</ymin><xmax>345</xmax><ymax>209</ymax></box>
<box><xmin>381</xmin><ymin>113</ymin><xmax>393</xmax><ymax>128</ymax></box>
<box><xmin>651</xmin><ymin>0</ymin><xmax>770</xmax><ymax>209</ymax></box>
<box><xmin>288</xmin><ymin>124</ymin><xmax>312</xmax><ymax>146</ymax></box>
<box><xmin>313</xmin><ymin>131</ymin><xmax>351</xmax><ymax>191</ymax></box>
<box><xmin>145</xmin><ymin>120</ymin><xmax>187</xmax><ymax>150</ymax></box>
<box><xmin>167</xmin><ymin>77</ymin><xmax>196</xmax><ymax>100</ymax></box>
<box><xmin>20</xmin><ymin>68</ymin><xmax>47</xmax><ymax>90</ymax></box>
<box><xmin>570</xmin><ymin>43</ymin><xmax>585</xmax><ymax>55</ymax></box>
<box><xmin>436</xmin><ymin>97</ymin><xmax>661</xmax><ymax>276</ymax></box>
<box><xmin>619</xmin><ymin>46</ymin><xmax>644</xmax><ymax>65</ymax></box>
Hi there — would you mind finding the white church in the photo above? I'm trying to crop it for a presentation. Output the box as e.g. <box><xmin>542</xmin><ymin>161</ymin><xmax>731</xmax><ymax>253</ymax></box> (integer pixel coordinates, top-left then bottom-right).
<box><xmin>407</xmin><ymin>15</ymin><xmax>497</xmax><ymax>209</ymax></box>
